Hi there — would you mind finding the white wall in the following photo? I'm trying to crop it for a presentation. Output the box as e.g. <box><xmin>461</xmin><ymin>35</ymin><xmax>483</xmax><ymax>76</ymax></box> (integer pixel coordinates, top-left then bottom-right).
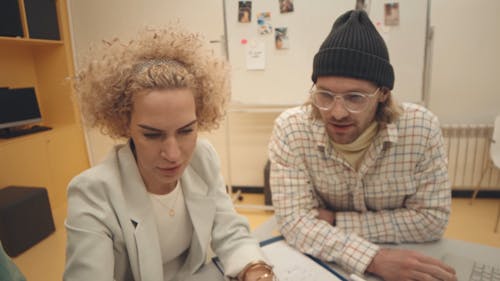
<box><xmin>224</xmin><ymin>0</ymin><xmax>428</xmax><ymax>106</ymax></box>
<box><xmin>69</xmin><ymin>0</ymin><xmax>500</xmax><ymax>187</ymax></box>
<box><xmin>428</xmin><ymin>0</ymin><xmax>500</xmax><ymax>124</ymax></box>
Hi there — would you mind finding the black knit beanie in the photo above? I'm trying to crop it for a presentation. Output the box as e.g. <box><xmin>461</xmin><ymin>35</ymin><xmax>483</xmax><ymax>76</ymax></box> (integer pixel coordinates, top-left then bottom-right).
<box><xmin>312</xmin><ymin>10</ymin><xmax>394</xmax><ymax>90</ymax></box>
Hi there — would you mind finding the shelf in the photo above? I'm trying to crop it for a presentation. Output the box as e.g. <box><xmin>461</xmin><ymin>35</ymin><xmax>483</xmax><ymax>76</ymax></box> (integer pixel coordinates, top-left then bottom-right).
<box><xmin>229</xmin><ymin>103</ymin><xmax>299</xmax><ymax>113</ymax></box>
<box><xmin>0</xmin><ymin>0</ymin><xmax>90</xmax><ymax>210</ymax></box>
<box><xmin>0</xmin><ymin>36</ymin><xmax>63</xmax><ymax>46</ymax></box>
<box><xmin>0</xmin><ymin>127</ymin><xmax>53</xmax><ymax>147</ymax></box>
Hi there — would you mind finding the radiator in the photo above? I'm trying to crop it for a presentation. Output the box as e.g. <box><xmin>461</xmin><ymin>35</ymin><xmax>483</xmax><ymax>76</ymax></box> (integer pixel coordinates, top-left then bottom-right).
<box><xmin>441</xmin><ymin>125</ymin><xmax>500</xmax><ymax>189</ymax></box>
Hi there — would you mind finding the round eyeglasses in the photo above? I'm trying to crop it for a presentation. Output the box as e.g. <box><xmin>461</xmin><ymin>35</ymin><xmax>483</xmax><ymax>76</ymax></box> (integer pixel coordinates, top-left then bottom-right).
<box><xmin>310</xmin><ymin>86</ymin><xmax>380</xmax><ymax>113</ymax></box>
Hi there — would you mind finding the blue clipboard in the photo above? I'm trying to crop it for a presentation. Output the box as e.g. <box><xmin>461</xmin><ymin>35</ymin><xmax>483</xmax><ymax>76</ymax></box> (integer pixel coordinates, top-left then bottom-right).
<box><xmin>212</xmin><ymin>236</ymin><xmax>348</xmax><ymax>281</ymax></box>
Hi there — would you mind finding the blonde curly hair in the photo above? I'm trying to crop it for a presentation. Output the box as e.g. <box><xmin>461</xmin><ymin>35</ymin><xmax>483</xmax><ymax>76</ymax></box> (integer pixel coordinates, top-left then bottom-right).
<box><xmin>74</xmin><ymin>25</ymin><xmax>229</xmax><ymax>139</ymax></box>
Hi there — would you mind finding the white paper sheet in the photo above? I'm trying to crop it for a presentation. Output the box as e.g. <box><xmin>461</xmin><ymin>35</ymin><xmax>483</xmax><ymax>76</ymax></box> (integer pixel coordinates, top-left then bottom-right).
<box><xmin>261</xmin><ymin>240</ymin><xmax>345</xmax><ymax>281</ymax></box>
<box><xmin>245</xmin><ymin>40</ymin><xmax>266</xmax><ymax>70</ymax></box>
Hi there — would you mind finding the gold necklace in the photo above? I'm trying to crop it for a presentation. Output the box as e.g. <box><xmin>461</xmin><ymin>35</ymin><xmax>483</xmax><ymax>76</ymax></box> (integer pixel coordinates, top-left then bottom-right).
<box><xmin>154</xmin><ymin>186</ymin><xmax>181</xmax><ymax>217</ymax></box>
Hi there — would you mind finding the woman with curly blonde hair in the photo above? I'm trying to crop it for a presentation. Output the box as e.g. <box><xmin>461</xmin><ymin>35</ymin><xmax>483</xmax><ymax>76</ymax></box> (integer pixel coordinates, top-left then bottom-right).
<box><xmin>64</xmin><ymin>26</ymin><xmax>275</xmax><ymax>281</ymax></box>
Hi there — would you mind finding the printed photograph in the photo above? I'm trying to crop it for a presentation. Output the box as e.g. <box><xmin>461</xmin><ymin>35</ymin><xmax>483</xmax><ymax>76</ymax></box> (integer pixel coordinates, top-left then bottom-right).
<box><xmin>275</xmin><ymin>27</ymin><xmax>289</xmax><ymax>49</ymax></box>
<box><xmin>384</xmin><ymin>2</ymin><xmax>400</xmax><ymax>26</ymax></box>
<box><xmin>238</xmin><ymin>1</ymin><xmax>252</xmax><ymax>23</ymax></box>
<box><xmin>257</xmin><ymin>12</ymin><xmax>272</xmax><ymax>35</ymax></box>
<box><xmin>279</xmin><ymin>0</ymin><xmax>294</xmax><ymax>14</ymax></box>
<box><xmin>355</xmin><ymin>0</ymin><xmax>369</xmax><ymax>11</ymax></box>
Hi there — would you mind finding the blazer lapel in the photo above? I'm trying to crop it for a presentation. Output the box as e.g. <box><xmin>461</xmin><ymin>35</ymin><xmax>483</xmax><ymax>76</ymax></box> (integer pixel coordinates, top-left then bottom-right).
<box><xmin>118</xmin><ymin>144</ymin><xmax>164</xmax><ymax>281</ymax></box>
<box><xmin>181</xmin><ymin>165</ymin><xmax>216</xmax><ymax>275</ymax></box>
<box><xmin>117</xmin><ymin>142</ymin><xmax>218</xmax><ymax>279</ymax></box>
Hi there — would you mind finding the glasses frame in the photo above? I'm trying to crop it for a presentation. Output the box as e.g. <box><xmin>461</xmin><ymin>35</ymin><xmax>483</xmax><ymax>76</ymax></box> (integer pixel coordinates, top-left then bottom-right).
<box><xmin>309</xmin><ymin>85</ymin><xmax>380</xmax><ymax>113</ymax></box>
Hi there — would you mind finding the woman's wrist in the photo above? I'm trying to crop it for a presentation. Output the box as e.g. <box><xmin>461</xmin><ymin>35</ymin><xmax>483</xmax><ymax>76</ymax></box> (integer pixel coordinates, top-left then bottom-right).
<box><xmin>237</xmin><ymin>260</ymin><xmax>275</xmax><ymax>281</ymax></box>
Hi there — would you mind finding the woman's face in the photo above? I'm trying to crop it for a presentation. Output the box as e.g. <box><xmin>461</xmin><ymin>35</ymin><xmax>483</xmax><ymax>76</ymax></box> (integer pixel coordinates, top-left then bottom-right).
<box><xmin>129</xmin><ymin>88</ymin><xmax>198</xmax><ymax>194</ymax></box>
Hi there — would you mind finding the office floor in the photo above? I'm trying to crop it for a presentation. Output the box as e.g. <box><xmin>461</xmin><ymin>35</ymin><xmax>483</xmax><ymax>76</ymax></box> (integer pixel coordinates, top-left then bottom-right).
<box><xmin>11</xmin><ymin>195</ymin><xmax>500</xmax><ymax>281</ymax></box>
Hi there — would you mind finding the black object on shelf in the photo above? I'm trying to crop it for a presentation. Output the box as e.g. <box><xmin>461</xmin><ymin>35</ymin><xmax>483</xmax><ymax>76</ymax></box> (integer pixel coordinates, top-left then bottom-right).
<box><xmin>0</xmin><ymin>125</ymin><xmax>52</xmax><ymax>139</ymax></box>
<box><xmin>0</xmin><ymin>87</ymin><xmax>46</xmax><ymax>134</ymax></box>
<box><xmin>0</xmin><ymin>0</ymin><xmax>24</xmax><ymax>37</ymax></box>
<box><xmin>24</xmin><ymin>0</ymin><xmax>60</xmax><ymax>40</ymax></box>
<box><xmin>0</xmin><ymin>186</ymin><xmax>55</xmax><ymax>257</ymax></box>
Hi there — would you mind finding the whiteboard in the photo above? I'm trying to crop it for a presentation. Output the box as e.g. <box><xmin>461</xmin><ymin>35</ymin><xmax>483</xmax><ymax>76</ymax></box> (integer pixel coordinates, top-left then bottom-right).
<box><xmin>224</xmin><ymin>0</ymin><xmax>428</xmax><ymax>106</ymax></box>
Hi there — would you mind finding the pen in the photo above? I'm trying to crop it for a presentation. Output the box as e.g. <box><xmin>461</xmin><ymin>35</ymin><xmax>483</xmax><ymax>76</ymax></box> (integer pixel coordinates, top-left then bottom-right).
<box><xmin>349</xmin><ymin>273</ymin><xmax>368</xmax><ymax>281</ymax></box>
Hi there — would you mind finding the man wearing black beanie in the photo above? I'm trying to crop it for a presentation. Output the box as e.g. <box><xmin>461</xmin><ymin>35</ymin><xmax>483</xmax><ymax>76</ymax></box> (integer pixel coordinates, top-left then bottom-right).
<box><xmin>268</xmin><ymin>10</ymin><xmax>456</xmax><ymax>281</ymax></box>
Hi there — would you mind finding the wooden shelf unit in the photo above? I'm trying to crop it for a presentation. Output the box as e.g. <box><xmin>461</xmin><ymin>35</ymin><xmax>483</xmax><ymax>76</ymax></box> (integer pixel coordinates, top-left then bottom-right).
<box><xmin>0</xmin><ymin>0</ymin><xmax>89</xmax><ymax>210</ymax></box>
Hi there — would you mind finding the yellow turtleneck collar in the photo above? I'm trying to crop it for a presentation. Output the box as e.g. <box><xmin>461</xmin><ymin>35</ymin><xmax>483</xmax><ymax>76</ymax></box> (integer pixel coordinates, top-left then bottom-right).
<box><xmin>331</xmin><ymin>121</ymin><xmax>379</xmax><ymax>170</ymax></box>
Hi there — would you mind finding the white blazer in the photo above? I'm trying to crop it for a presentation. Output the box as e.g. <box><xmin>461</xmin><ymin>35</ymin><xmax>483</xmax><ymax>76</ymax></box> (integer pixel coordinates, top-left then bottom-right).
<box><xmin>64</xmin><ymin>139</ymin><xmax>264</xmax><ymax>281</ymax></box>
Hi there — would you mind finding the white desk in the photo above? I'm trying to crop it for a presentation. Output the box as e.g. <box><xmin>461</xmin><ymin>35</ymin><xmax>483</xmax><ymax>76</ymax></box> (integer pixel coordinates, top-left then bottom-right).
<box><xmin>188</xmin><ymin>216</ymin><xmax>500</xmax><ymax>280</ymax></box>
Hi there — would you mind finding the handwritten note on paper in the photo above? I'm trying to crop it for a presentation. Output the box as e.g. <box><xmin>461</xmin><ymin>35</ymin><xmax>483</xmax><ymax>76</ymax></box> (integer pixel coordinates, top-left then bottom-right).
<box><xmin>245</xmin><ymin>40</ymin><xmax>266</xmax><ymax>70</ymax></box>
<box><xmin>261</xmin><ymin>240</ymin><xmax>344</xmax><ymax>281</ymax></box>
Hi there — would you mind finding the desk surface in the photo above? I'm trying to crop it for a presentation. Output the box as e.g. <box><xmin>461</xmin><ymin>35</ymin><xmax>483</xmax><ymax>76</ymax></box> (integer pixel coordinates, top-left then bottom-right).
<box><xmin>188</xmin><ymin>216</ymin><xmax>500</xmax><ymax>281</ymax></box>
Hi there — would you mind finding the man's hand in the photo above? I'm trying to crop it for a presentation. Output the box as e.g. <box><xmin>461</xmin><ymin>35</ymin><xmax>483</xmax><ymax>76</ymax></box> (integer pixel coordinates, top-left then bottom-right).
<box><xmin>366</xmin><ymin>248</ymin><xmax>457</xmax><ymax>281</ymax></box>
<box><xmin>317</xmin><ymin>208</ymin><xmax>335</xmax><ymax>225</ymax></box>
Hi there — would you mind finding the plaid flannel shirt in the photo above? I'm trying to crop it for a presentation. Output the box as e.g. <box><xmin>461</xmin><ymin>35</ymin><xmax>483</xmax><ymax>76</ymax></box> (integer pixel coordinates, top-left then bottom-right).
<box><xmin>268</xmin><ymin>103</ymin><xmax>451</xmax><ymax>275</ymax></box>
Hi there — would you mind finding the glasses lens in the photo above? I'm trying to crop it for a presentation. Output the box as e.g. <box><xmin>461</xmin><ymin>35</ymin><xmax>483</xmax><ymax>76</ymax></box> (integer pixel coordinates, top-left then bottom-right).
<box><xmin>311</xmin><ymin>90</ymin><xmax>333</xmax><ymax>110</ymax></box>
<box><xmin>310</xmin><ymin>88</ymin><xmax>375</xmax><ymax>112</ymax></box>
<box><xmin>343</xmin><ymin>92</ymin><xmax>369</xmax><ymax>112</ymax></box>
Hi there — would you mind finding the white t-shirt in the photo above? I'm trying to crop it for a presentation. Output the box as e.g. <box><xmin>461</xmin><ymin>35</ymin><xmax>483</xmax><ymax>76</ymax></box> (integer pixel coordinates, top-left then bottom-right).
<box><xmin>149</xmin><ymin>181</ymin><xmax>193</xmax><ymax>281</ymax></box>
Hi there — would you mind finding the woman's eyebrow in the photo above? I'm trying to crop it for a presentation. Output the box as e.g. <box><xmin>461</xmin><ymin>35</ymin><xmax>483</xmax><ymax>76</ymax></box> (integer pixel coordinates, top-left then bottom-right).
<box><xmin>137</xmin><ymin>119</ymin><xmax>197</xmax><ymax>132</ymax></box>
<box><xmin>178</xmin><ymin>120</ymin><xmax>198</xmax><ymax>130</ymax></box>
<box><xmin>137</xmin><ymin>124</ymin><xmax>163</xmax><ymax>132</ymax></box>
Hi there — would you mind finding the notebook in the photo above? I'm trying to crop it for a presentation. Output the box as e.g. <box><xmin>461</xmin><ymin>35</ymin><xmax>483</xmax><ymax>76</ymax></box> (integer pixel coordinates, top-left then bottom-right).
<box><xmin>213</xmin><ymin>236</ymin><xmax>348</xmax><ymax>281</ymax></box>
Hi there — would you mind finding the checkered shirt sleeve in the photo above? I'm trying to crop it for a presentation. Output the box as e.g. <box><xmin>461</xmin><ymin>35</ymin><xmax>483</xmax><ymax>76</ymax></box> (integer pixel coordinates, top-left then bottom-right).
<box><xmin>268</xmin><ymin>104</ymin><xmax>451</xmax><ymax>275</ymax></box>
